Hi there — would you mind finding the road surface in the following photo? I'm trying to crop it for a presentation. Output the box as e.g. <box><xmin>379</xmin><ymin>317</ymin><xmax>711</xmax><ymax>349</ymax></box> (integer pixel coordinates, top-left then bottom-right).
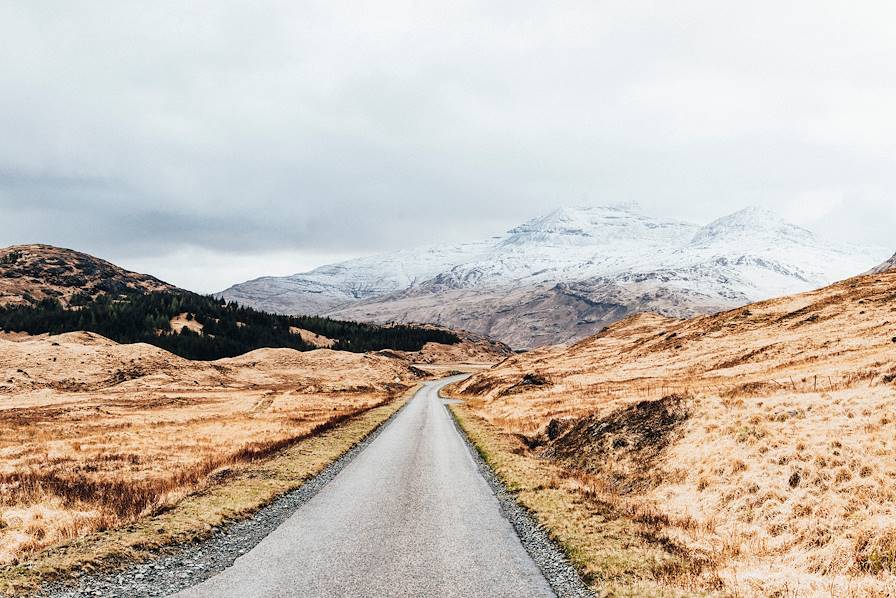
<box><xmin>173</xmin><ymin>376</ymin><xmax>555</xmax><ymax>598</ymax></box>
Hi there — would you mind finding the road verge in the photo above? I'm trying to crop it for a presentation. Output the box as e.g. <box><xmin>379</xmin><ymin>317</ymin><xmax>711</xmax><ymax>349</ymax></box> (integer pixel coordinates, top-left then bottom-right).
<box><xmin>446</xmin><ymin>400</ymin><xmax>595</xmax><ymax>598</ymax></box>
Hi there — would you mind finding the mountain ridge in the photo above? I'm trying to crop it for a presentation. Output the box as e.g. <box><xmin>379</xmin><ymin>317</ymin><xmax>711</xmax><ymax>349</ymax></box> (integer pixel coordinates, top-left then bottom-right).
<box><xmin>220</xmin><ymin>205</ymin><xmax>889</xmax><ymax>348</ymax></box>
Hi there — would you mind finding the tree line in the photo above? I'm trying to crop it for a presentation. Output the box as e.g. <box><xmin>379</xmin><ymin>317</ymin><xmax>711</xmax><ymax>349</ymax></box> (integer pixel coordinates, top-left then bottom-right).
<box><xmin>0</xmin><ymin>291</ymin><xmax>458</xmax><ymax>360</ymax></box>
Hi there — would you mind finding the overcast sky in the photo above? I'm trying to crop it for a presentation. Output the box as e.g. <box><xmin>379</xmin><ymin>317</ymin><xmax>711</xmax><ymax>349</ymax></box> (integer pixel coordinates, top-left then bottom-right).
<box><xmin>1</xmin><ymin>2</ymin><xmax>894</xmax><ymax>292</ymax></box>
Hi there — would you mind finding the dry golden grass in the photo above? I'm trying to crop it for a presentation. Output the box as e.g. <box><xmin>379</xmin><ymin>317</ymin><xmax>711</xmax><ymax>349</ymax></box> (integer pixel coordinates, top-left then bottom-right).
<box><xmin>448</xmin><ymin>271</ymin><xmax>896</xmax><ymax>597</ymax></box>
<box><xmin>0</xmin><ymin>392</ymin><xmax>412</xmax><ymax>596</ymax></box>
<box><xmin>169</xmin><ymin>312</ymin><xmax>203</xmax><ymax>334</ymax></box>
<box><xmin>289</xmin><ymin>326</ymin><xmax>336</xmax><ymax>348</ymax></box>
<box><xmin>0</xmin><ymin>332</ymin><xmax>420</xmax><ymax>569</ymax></box>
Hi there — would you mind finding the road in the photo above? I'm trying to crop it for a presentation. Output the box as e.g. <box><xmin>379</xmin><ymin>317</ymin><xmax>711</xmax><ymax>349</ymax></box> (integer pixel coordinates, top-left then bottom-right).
<box><xmin>173</xmin><ymin>376</ymin><xmax>555</xmax><ymax>598</ymax></box>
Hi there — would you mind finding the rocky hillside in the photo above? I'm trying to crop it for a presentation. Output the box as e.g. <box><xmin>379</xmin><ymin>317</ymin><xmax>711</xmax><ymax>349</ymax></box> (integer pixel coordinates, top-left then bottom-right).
<box><xmin>376</xmin><ymin>326</ymin><xmax>513</xmax><ymax>365</ymax></box>
<box><xmin>0</xmin><ymin>244</ymin><xmax>174</xmax><ymax>307</ymax></box>
<box><xmin>220</xmin><ymin>205</ymin><xmax>888</xmax><ymax>348</ymax></box>
<box><xmin>453</xmin><ymin>269</ymin><xmax>896</xmax><ymax>404</ymax></box>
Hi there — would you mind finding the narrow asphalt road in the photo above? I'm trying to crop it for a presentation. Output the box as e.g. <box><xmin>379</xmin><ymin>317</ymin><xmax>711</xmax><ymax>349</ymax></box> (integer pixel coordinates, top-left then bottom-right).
<box><xmin>172</xmin><ymin>376</ymin><xmax>555</xmax><ymax>598</ymax></box>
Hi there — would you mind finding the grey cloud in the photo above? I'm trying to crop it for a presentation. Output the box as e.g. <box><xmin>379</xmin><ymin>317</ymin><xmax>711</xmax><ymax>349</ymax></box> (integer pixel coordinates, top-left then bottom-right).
<box><xmin>0</xmin><ymin>1</ymin><xmax>894</xmax><ymax>291</ymax></box>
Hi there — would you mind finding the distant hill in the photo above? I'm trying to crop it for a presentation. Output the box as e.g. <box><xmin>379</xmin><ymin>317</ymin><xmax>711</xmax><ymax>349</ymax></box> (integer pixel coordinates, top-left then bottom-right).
<box><xmin>0</xmin><ymin>244</ymin><xmax>175</xmax><ymax>307</ymax></box>
<box><xmin>0</xmin><ymin>245</ymin><xmax>463</xmax><ymax>360</ymax></box>
<box><xmin>219</xmin><ymin>205</ymin><xmax>889</xmax><ymax>348</ymax></box>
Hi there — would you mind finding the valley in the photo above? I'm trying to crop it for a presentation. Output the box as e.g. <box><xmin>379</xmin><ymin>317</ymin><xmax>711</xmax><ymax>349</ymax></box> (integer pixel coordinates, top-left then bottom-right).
<box><xmin>0</xmin><ymin>332</ymin><xmax>422</xmax><ymax>578</ymax></box>
<box><xmin>1</xmin><ymin>241</ymin><xmax>894</xmax><ymax>597</ymax></box>
<box><xmin>7</xmin><ymin>5</ymin><xmax>895</xmax><ymax>596</ymax></box>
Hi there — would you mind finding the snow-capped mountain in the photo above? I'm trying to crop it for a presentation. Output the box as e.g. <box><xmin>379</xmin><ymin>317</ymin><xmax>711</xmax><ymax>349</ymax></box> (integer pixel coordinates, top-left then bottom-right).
<box><xmin>219</xmin><ymin>205</ymin><xmax>888</xmax><ymax>347</ymax></box>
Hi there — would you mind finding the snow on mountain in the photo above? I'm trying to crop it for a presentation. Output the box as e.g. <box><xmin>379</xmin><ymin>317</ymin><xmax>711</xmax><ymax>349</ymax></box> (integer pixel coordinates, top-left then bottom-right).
<box><xmin>689</xmin><ymin>206</ymin><xmax>814</xmax><ymax>246</ymax></box>
<box><xmin>501</xmin><ymin>204</ymin><xmax>695</xmax><ymax>248</ymax></box>
<box><xmin>219</xmin><ymin>205</ymin><xmax>889</xmax><ymax>347</ymax></box>
<box><xmin>220</xmin><ymin>241</ymin><xmax>492</xmax><ymax>313</ymax></box>
<box><xmin>650</xmin><ymin>206</ymin><xmax>883</xmax><ymax>302</ymax></box>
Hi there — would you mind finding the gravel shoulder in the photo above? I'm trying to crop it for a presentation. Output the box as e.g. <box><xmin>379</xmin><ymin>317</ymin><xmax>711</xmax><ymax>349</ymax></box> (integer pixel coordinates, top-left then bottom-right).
<box><xmin>446</xmin><ymin>400</ymin><xmax>595</xmax><ymax>598</ymax></box>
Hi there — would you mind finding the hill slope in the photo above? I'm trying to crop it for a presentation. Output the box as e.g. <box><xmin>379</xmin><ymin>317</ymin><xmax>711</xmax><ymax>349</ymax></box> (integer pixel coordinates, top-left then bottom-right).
<box><xmin>220</xmin><ymin>205</ymin><xmax>888</xmax><ymax>348</ymax></box>
<box><xmin>0</xmin><ymin>244</ymin><xmax>174</xmax><ymax>307</ymax></box>
<box><xmin>448</xmin><ymin>267</ymin><xmax>896</xmax><ymax>596</ymax></box>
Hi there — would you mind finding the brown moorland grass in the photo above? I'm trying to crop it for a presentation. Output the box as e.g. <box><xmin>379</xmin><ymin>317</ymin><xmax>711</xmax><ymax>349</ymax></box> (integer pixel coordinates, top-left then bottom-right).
<box><xmin>446</xmin><ymin>270</ymin><xmax>896</xmax><ymax>597</ymax></box>
<box><xmin>0</xmin><ymin>332</ymin><xmax>422</xmax><ymax>571</ymax></box>
<box><xmin>0</xmin><ymin>391</ymin><xmax>413</xmax><ymax>596</ymax></box>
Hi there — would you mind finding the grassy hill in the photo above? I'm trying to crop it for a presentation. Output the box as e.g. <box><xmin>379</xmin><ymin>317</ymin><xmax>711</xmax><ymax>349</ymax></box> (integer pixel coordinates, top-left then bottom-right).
<box><xmin>447</xmin><ymin>267</ymin><xmax>896</xmax><ymax>597</ymax></box>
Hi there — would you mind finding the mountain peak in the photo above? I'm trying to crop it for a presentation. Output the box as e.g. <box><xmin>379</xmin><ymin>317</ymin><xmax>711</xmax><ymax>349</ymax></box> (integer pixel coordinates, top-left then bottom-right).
<box><xmin>713</xmin><ymin>205</ymin><xmax>788</xmax><ymax>226</ymax></box>
<box><xmin>726</xmin><ymin>205</ymin><xmax>787</xmax><ymax>224</ymax></box>
<box><xmin>691</xmin><ymin>206</ymin><xmax>814</xmax><ymax>246</ymax></box>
